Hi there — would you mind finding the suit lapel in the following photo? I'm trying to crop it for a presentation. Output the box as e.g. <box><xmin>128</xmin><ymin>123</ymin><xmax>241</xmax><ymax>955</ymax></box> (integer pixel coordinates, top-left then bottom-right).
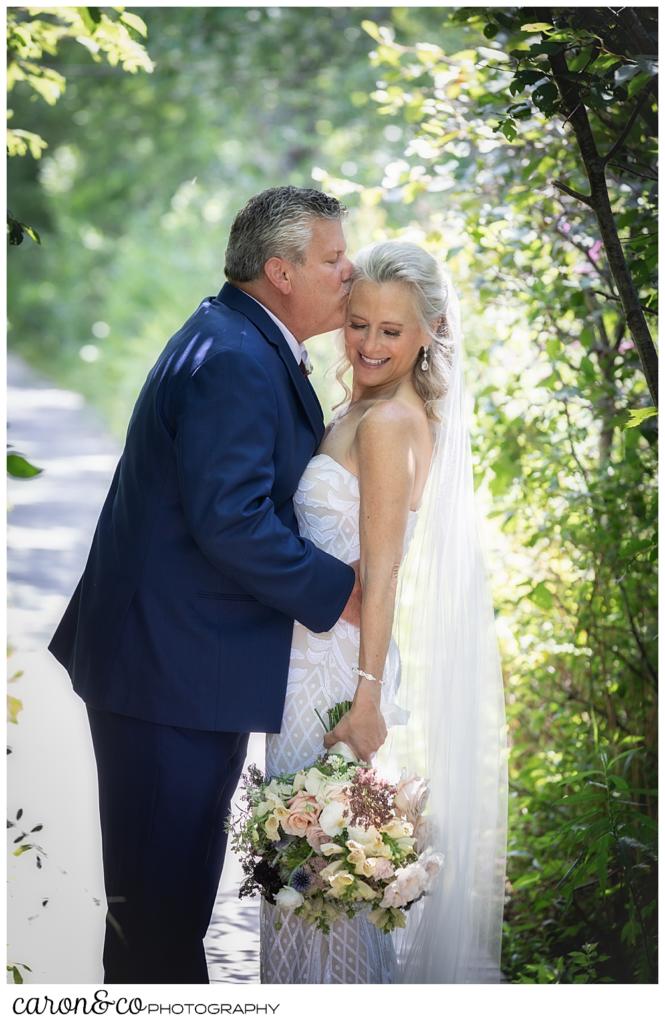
<box><xmin>217</xmin><ymin>283</ymin><xmax>324</xmax><ymax>442</ymax></box>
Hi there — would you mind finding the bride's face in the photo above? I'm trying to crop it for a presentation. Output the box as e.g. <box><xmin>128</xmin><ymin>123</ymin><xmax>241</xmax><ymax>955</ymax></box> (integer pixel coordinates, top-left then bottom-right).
<box><xmin>344</xmin><ymin>280</ymin><xmax>427</xmax><ymax>390</ymax></box>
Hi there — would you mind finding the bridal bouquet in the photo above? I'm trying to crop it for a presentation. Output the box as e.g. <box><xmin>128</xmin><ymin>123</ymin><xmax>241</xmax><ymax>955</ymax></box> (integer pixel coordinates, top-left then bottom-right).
<box><xmin>226</xmin><ymin>702</ymin><xmax>443</xmax><ymax>934</ymax></box>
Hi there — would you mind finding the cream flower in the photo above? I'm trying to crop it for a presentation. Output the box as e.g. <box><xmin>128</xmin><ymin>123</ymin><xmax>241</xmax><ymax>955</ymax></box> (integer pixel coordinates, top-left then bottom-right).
<box><xmin>353</xmin><ymin>878</ymin><xmax>378</xmax><ymax>901</ymax></box>
<box><xmin>264</xmin><ymin>813</ymin><xmax>282</xmax><ymax>842</ymax></box>
<box><xmin>257</xmin><ymin>797</ymin><xmax>289</xmax><ymax>820</ymax></box>
<box><xmin>319</xmin><ymin>841</ymin><xmax>345</xmax><ymax>857</ymax></box>
<box><xmin>346</xmin><ymin>840</ymin><xmax>374</xmax><ymax>878</ymax></box>
<box><xmin>328</xmin><ymin>872</ymin><xmax>355</xmax><ymax>897</ymax></box>
<box><xmin>274</xmin><ymin>886</ymin><xmax>305</xmax><ymax>911</ymax></box>
<box><xmin>368</xmin><ymin>906</ymin><xmax>407</xmax><ymax>932</ymax></box>
<box><xmin>382</xmin><ymin>818</ymin><xmax>414</xmax><ymax>840</ymax></box>
<box><xmin>318</xmin><ymin>799</ymin><xmax>350</xmax><ymax>837</ymax></box>
<box><xmin>319</xmin><ymin>858</ymin><xmax>345</xmax><ymax>881</ymax></box>
<box><xmin>366</xmin><ymin>856</ymin><xmax>395</xmax><ymax>880</ymax></box>
<box><xmin>292</xmin><ymin>770</ymin><xmax>308</xmax><ymax>792</ymax></box>
<box><xmin>345</xmin><ymin>825</ymin><xmax>391</xmax><ymax>857</ymax></box>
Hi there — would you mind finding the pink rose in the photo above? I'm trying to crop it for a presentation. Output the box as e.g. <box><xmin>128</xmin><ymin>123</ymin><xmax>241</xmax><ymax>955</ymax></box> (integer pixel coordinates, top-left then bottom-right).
<box><xmin>394</xmin><ymin>773</ymin><xmax>430</xmax><ymax>825</ymax></box>
<box><xmin>282</xmin><ymin>792</ymin><xmax>320</xmax><ymax>837</ymax></box>
<box><xmin>413</xmin><ymin>816</ymin><xmax>433</xmax><ymax>854</ymax></box>
<box><xmin>305</xmin><ymin>823</ymin><xmax>331</xmax><ymax>853</ymax></box>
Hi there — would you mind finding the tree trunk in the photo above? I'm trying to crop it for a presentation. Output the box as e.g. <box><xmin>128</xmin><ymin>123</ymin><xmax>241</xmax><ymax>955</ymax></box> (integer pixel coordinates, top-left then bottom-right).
<box><xmin>547</xmin><ymin>48</ymin><xmax>659</xmax><ymax>407</ymax></box>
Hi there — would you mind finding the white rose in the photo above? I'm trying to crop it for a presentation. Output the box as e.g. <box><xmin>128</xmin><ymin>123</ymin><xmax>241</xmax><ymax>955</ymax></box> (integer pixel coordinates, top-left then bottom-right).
<box><xmin>318</xmin><ymin>799</ymin><xmax>350</xmax><ymax>837</ymax></box>
<box><xmin>274</xmin><ymin>886</ymin><xmax>305</xmax><ymax>911</ymax></box>
<box><xmin>303</xmin><ymin>767</ymin><xmax>329</xmax><ymax>798</ymax></box>
<box><xmin>380</xmin><ymin>863</ymin><xmax>429</xmax><ymax>908</ymax></box>
<box><xmin>326</xmin><ymin>741</ymin><xmax>357</xmax><ymax>762</ymax></box>
<box><xmin>419</xmin><ymin>851</ymin><xmax>444</xmax><ymax>885</ymax></box>
<box><xmin>292</xmin><ymin>771</ymin><xmax>308</xmax><ymax>792</ymax></box>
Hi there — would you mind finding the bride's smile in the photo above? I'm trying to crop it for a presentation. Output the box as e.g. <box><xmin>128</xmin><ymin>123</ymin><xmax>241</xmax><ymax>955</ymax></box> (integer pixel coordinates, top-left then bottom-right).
<box><xmin>345</xmin><ymin>278</ymin><xmax>429</xmax><ymax>397</ymax></box>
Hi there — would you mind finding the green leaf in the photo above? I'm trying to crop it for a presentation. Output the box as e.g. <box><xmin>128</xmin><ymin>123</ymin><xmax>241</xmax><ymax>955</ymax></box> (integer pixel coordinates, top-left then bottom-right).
<box><xmin>627</xmin><ymin>70</ymin><xmax>655</xmax><ymax>97</ymax></box>
<box><xmin>528</xmin><ymin>581</ymin><xmax>554</xmax><ymax>610</ymax></box>
<box><xmin>120</xmin><ymin>11</ymin><xmax>148</xmax><ymax>38</ymax></box>
<box><xmin>77</xmin><ymin>7</ymin><xmax>101</xmax><ymax>34</ymax></box>
<box><xmin>361</xmin><ymin>20</ymin><xmax>382</xmax><ymax>44</ymax></box>
<box><xmin>7</xmin><ymin>452</ymin><xmax>43</xmax><ymax>478</ymax></box>
<box><xmin>521</xmin><ymin>23</ymin><xmax>553</xmax><ymax>32</ymax></box>
<box><xmin>624</xmin><ymin>406</ymin><xmax>657</xmax><ymax>429</ymax></box>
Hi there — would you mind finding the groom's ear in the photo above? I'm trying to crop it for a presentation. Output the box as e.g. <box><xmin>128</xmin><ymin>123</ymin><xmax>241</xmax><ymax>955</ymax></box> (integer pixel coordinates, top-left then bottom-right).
<box><xmin>264</xmin><ymin>256</ymin><xmax>293</xmax><ymax>296</ymax></box>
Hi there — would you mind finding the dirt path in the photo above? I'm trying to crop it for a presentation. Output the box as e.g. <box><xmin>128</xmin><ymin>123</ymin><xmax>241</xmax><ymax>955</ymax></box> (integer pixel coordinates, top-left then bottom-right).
<box><xmin>7</xmin><ymin>353</ymin><xmax>261</xmax><ymax>984</ymax></box>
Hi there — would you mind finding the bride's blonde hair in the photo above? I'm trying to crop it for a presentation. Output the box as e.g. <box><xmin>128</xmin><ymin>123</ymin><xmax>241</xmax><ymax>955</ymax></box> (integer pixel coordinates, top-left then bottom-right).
<box><xmin>333</xmin><ymin>240</ymin><xmax>456</xmax><ymax>420</ymax></box>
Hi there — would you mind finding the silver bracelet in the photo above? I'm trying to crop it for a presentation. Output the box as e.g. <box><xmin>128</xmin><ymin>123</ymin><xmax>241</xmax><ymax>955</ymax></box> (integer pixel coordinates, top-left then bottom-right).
<box><xmin>352</xmin><ymin>665</ymin><xmax>384</xmax><ymax>685</ymax></box>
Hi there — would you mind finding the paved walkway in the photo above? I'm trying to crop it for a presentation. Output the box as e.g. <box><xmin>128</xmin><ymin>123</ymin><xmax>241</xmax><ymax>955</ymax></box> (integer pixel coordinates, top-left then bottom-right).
<box><xmin>7</xmin><ymin>354</ymin><xmax>261</xmax><ymax>984</ymax></box>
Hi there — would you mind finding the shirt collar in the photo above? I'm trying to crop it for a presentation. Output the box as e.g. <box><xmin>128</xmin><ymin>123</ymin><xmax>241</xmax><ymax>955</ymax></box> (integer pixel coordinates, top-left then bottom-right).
<box><xmin>247</xmin><ymin>296</ymin><xmax>305</xmax><ymax>366</ymax></box>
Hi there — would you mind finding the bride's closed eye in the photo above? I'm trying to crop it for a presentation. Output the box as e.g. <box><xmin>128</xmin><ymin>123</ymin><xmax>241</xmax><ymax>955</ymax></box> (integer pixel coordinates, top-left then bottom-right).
<box><xmin>348</xmin><ymin>322</ymin><xmax>401</xmax><ymax>338</ymax></box>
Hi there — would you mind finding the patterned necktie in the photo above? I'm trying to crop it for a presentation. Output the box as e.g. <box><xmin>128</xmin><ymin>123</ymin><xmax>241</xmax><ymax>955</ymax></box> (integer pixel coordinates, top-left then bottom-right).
<box><xmin>298</xmin><ymin>359</ymin><xmax>309</xmax><ymax>378</ymax></box>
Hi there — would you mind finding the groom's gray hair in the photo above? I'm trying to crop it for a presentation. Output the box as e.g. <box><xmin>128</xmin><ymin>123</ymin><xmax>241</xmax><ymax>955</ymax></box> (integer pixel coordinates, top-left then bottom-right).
<box><xmin>224</xmin><ymin>186</ymin><xmax>347</xmax><ymax>282</ymax></box>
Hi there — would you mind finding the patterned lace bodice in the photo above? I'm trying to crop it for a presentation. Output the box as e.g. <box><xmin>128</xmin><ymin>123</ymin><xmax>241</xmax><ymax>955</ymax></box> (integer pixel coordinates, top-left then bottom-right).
<box><xmin>259</xmin><ymin>452</ymin><xmax>417</xmax><ymax>984</ymax></box>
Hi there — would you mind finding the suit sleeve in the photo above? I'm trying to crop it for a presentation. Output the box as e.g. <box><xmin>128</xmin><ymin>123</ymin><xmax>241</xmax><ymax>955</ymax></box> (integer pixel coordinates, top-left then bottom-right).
<box><xmin>175</xmin><ymin>347</ymin><xmax>354</xmax><ymax>632</ymax></box>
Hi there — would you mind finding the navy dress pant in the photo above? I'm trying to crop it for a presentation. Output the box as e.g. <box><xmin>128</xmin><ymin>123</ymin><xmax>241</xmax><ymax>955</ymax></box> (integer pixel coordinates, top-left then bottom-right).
<box><xmin>87</xmin><ymin>707</ymin><xmax>249</xmax><ymax>984</ymax></box>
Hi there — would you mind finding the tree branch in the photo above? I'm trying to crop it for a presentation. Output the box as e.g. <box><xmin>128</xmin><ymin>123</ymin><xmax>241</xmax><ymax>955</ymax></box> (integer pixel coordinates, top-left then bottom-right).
<box><xmin>602</xmin><ymin>87</ymin><xmax>654</xmax><ymax>168</ymax></box>
<box><xmin>553</xmin><ymin>179</ymin><xmax>594</xmax><ymax>206</ymax></box>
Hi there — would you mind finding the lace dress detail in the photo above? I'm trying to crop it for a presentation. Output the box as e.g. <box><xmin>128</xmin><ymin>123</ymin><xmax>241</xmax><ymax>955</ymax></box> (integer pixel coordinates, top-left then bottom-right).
<box><xmin>259</xmin><ymin>454</ymin><xmax>417</xmax><ymax>984</ymax></box>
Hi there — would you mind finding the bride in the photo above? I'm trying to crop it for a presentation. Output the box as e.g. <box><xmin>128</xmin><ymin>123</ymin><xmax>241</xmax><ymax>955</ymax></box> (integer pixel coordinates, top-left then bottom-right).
<box><xmin>260</xmin><ymin>240</ymin><xmax>509</xmax><ymax>984</ymax></box>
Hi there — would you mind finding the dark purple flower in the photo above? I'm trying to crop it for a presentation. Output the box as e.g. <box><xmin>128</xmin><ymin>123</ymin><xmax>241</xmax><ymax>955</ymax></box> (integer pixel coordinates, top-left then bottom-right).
<box><xmin>290</xmin><ymin>865</ymin><xmax>314</xmax><ymax>894</ymax></box>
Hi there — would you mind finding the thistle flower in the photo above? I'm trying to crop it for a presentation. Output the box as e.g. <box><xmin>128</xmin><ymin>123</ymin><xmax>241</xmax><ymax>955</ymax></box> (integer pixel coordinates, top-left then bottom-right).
<box><xmin>290</xmin><ymin>865</ymin><xmax>315</xmax><ymax>894</ymax></box>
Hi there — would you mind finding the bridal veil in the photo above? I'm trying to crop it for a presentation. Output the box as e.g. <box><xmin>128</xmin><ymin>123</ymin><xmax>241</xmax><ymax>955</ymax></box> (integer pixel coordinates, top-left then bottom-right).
<box><xmin>382</xmin><ymin>266</ymin><xmax>509</xmax><ymax>983</ymax></box>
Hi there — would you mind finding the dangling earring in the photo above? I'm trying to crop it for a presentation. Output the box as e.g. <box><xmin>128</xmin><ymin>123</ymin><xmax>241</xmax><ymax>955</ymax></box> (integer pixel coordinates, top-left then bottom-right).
<box><xmin>421</xmin><ymin>347</ymin><xmax>430</xmax><ymax>372</ymax></box>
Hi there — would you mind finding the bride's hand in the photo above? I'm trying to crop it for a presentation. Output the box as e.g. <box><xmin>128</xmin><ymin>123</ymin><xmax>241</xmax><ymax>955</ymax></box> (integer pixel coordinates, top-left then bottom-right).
<box><xmin>323</xmin><ymin>689</ymin><xmax>387</xmax><ymax>763</ymax></box>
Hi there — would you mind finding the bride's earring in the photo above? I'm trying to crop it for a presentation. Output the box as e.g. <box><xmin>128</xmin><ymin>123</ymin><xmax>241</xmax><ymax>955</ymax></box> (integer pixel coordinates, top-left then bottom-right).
<box><xmin>421</xmin><ymin>347</ymin><xmax>430</xmax><ymax>372</ymax></box>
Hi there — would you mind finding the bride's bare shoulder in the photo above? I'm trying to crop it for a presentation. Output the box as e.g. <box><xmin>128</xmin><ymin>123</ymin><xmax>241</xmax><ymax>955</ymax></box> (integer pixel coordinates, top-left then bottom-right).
<box><xmin>355</xmin><ymin>396</ymin><xmax>428</xmax><ymax>449</ymax></box>
<box><xmin>359</xmin><ymin>396</ymin><xmax>423</xmax><ymax>430</ymax></box>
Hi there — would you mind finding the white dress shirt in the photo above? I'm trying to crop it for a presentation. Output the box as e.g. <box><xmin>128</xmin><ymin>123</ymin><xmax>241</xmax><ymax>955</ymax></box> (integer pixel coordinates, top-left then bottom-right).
<box><xmin>249</xmin><ymin>296</ymin><xmax>311</xmax><ymax>372</ymax></box>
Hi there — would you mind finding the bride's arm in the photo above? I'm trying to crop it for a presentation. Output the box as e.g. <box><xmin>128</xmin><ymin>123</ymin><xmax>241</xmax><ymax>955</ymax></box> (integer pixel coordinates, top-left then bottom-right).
<box><xmin>324</xmin><ymin>401</ymin><xmax>416</xmax><ymax>761</ymax></box>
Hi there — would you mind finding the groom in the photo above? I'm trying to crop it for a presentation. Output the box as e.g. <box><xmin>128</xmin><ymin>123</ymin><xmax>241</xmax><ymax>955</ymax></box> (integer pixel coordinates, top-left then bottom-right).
<box><xmin>49</xmin><ymin>186</ymin><xmax>380</xmax><ymax>983</ymax></box>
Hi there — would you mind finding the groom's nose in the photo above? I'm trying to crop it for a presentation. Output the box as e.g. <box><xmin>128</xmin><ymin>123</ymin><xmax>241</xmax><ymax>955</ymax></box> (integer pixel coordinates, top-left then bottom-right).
<box><xmin>341</xmin><ymin>256</ymin><xmax>354</xmax><ymax>283</ymax></box>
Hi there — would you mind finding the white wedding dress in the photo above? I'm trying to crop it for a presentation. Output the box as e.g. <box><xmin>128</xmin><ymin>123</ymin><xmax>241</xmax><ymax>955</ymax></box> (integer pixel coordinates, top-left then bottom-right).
<box><xmin>260</xmin><ymin>452</ymin><xmax>418</xmax><ymax>984</ymax></box>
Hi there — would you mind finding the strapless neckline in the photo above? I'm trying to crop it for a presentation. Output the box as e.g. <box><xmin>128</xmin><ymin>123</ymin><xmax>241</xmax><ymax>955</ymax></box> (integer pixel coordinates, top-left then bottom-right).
<box><xmin>310</xmin><ymin>453</ymin><xmax>420</xmax><ymax>515</ymax></box>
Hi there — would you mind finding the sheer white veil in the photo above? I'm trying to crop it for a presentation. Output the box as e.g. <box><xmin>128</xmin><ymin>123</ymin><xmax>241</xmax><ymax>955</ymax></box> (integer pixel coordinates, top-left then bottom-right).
<box><xmin>380</xmin><ymin>264</ymin><xmax>509</xmax><ymax>983</ymax></box>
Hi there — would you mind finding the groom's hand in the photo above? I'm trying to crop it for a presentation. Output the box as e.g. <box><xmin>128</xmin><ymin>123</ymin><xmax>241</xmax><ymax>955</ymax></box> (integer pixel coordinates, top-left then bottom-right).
<box><xmin>323</xmin><ymin>682</ymin><xmax>386</xmax><ymax>762</ymax></box>
<box><xmin>339</xmin><ymin>560</ymin><xmax>362</xmax><ymax>627</ymax></box>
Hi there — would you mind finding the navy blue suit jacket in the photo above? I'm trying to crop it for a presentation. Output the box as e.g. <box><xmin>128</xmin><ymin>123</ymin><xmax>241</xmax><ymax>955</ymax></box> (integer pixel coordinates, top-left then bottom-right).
<box><xmin>48</xmin><ymin>284</ymin><xmax>355</xmax><ymax>732</ymax></box>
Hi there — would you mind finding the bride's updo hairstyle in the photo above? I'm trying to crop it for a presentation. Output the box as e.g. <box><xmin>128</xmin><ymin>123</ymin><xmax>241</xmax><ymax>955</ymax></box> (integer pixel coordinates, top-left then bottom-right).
<box><xmin>337</xmin><ymin>240</ymin><xmax>456</xmax><ymax>420</ymax></box>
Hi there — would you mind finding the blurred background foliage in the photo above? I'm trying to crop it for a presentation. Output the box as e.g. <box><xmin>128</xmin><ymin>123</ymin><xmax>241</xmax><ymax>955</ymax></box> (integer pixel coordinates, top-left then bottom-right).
<box><xmin>7</xmin><ymin>6</ymin><xmax>657</xmax><ymax>983</ymax></box>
